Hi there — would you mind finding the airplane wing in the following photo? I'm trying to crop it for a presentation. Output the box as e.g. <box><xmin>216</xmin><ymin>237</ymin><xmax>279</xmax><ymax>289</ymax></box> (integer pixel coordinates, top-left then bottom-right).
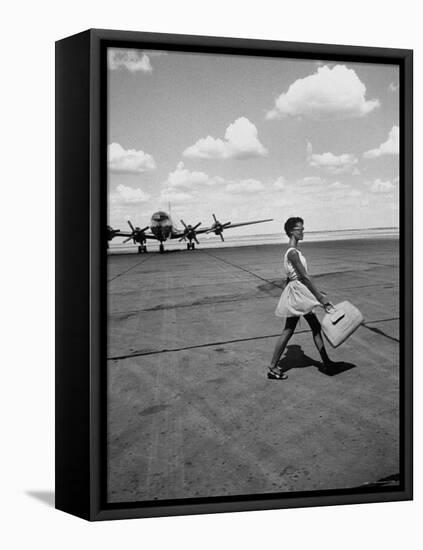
<box><xmin>113</xmin><ymin>231</ymin><xmax>158</xmax><ymax>240</ymax></box>
<box><xmin>211</xmin><ymin>218</ymin><xmax>274</xmax><ymax>231</ymax></box>
<box><xmin>170</xmin><ymin>231</ymin><xmax>184</xmax><ymax>240</ymax></box>
<box><xmin>194</xmin><ymin>227</ymin><xmax>214</xmax><ymax>235</ymax></box>
<box><xmin>108</xmin><ymin>221</ymin><xmax>159</xmax><ymax>243</ymax></box>
<box><xmin>199</xmin><ymin>218</ymin><xmax>274</xmax><ymax>234</ymax></box>
<box><xmin>170</xmin><ymin>227</ymin><xmax>210</xmax><ymax>239</ymax></box>
<box><xmin>170</xmin><ymin>216</ymin><xmax>274</xmax><ymax>243</ymax></box>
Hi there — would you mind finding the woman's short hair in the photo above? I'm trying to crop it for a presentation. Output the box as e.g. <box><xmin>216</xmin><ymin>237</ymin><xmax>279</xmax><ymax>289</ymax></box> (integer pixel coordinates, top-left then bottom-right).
<box><xmin>284</xmin><ymin>217</ymin><xmax>304</xmax><ymax>237</ymax></box>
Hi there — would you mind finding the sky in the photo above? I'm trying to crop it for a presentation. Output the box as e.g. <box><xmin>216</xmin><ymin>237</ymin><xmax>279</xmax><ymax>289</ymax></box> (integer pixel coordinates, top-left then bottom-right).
<box><xmin>107</xmin><ymin>47</ymin><xmax>399</xmax><ymax>236</ymax></box>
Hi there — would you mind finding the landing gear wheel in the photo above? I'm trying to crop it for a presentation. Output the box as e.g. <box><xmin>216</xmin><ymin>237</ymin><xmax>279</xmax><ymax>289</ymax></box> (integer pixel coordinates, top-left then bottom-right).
<box><xmin>186</xmin><ymin>243</ymin><xmax>190</xmax><ymax>250</ymax></box>
<box><xmin>159</xmin><ymin>243</ymin><xmax>164</xmax><ymax>254</ymax></box>
<box><xmin>191</xmin><ymin>242</ymin><xmax>195</xmax><ymax>250</ymax></box>
<box><xmin>143</xmin><ymin>245</ymin><xmax>148</xmax><ymax>253</ymax></box>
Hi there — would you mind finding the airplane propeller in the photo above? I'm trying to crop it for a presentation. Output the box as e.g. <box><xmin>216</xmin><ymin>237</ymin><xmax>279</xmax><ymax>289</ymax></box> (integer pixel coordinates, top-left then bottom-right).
<box><xmin>123</xmin><ymin>220</ymin><xmax>149</xmax><ymax>244</ymax></box>
<box><xmin>107</xmin><ymin>225</ymin><xmax>121</xmax><ymax>241</ymax></box>
<box><xmin>179</xmin><ymin>220</ymin><xmax>201</xmax><ymax>244</ymax></box>
<box><xmin>206</xmin><ymin>214</ymin><xmax>231</xmax><ymax>241</ymax></box>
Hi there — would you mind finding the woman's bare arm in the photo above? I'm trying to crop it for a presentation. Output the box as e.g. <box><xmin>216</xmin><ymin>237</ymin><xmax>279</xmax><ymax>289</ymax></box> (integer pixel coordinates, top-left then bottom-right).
<box><xmin>287</xmin><ymin>249</ymin><xmax>327</xmax><ymax>304</ymax></box>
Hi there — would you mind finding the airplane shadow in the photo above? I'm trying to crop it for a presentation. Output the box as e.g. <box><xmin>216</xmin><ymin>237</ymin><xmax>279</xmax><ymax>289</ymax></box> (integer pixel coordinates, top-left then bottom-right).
<box><xmin>278</xmin><ymin>345</ymin><xmax>356</xmax><ymax>377</ymax></box>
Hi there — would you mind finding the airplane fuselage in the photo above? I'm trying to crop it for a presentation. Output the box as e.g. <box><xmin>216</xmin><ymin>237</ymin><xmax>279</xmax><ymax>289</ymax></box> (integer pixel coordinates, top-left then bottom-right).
<box><xmin>150</xmin><ymin>211</ymin><xmax>174</xmax><ymax>242</ymax></box>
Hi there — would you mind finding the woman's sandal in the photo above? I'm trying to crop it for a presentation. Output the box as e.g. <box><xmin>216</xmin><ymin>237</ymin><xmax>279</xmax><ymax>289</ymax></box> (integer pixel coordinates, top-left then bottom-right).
<box><xmin>267</xmin><ymin>366</ymin><xmax>288</xmax><ymax>380</ymax></box>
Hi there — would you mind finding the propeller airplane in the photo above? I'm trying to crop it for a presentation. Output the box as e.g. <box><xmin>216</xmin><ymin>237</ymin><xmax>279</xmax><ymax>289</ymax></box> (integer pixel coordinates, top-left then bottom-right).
<box><xmin>107</xmin><ymin>211</ymin><xmax>273</xmax><ymax>253</ymax></box>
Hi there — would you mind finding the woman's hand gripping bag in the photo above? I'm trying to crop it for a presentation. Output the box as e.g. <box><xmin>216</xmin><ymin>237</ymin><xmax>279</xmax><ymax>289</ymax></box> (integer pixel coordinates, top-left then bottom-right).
<box><xmin>321</xmin><ymin>301</ymin><xmax>364</xmax><ymax>348</ymax></box>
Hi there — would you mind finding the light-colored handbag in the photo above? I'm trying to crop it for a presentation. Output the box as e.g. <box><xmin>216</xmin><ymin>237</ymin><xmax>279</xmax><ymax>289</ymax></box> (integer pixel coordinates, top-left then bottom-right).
<box><xmin>321</xmin><ymin>301</ymin><xmax>364</xmax><ymax>348</ymax></box>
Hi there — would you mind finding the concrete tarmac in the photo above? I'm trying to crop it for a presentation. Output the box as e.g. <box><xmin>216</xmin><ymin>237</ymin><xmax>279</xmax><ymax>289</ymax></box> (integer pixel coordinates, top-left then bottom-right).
<box><xmin>107</xmin><ymin>238</ymin><xmax>399</xmax><ymax>502</ymax></box>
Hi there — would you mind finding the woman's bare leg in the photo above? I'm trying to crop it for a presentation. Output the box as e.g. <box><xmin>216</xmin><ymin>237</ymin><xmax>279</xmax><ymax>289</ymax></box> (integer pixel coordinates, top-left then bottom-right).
<box><xmin>270</xmin><ymin>316</ymin><xmax>299</xmax><ymax>370</ymax></box>
<box><xmin>304</xmin><ymin>312</ymin><xmax>331</xmax><ymax>365</ymax></box>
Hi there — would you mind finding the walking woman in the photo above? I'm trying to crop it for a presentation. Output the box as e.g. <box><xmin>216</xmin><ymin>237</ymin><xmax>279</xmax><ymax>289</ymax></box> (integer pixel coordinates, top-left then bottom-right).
<box><xmin>269</xmin><ymin>217</ymin><xmax>334</xmax><ymax>380</ymax></box>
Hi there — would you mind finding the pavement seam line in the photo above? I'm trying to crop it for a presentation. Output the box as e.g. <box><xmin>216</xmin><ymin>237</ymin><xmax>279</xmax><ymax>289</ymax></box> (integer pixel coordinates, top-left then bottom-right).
<box><xmin>108</xmin><ymin>316</ymin><xmax>399</xmax><ymax>361</ymax></box>
<box><xmin>199</xmin><ymin>250</ymin><xmax>397</xmax><ymax>290</ymax></box>
<box><xmin>109</xmin><ymin>282</ymin><xmax>396</xmax><ymax>317</ymax></box>
<box><xmin>108</xmin><ymin>254</ymin><xmax>153</xmax><ymax>282</ymax></box>
<box><xmin>361</xmin><ymin>323</ymin><xmax>400</xmax><ymax>343</ymax></box>
<box><xmin>199</xmin><ymin>249</ymin><xmax>285</xmax><ymax>288</ymax></box>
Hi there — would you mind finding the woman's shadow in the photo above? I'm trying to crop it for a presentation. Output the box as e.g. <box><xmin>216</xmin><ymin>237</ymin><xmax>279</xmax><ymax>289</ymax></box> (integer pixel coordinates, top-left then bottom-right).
<box><xmin>279</xmin><ymin>345</ymin><xmax>356</xmax><ymax>377</ymax></box>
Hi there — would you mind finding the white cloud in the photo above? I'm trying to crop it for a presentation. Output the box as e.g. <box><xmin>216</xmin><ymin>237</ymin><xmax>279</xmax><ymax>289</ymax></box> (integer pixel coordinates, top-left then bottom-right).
<box><xmin>160</xmin><ymin>188</ymin><xmax>193</xmax><ymax>203</ymax></box>
<box><xmin>348</xmin><ymin>189</ymin><xmax>362</xmax><ymax>197</ymax></box>
<box><xmin>225</xmin><ymin>179</ymin><xmax>265</xmax><ymax>194</ymax></box>
<box><xmin>370</xmin><ymin>179</ymin><xmax>396</xmax><ymax>193</ymax></box>
<box><xmin>110</xmin><ymin>184</ymin><xmax>151</xmax><ymax>204</ymax></box>
<box><xmin>108</xmin><ymin>49</ymin><xmax>152</xmax><ymax>73</ymax></box>
<box><xmin>307</xmin><ymin>142</ymin><xmax>358</xmax><ymax>174</ymax></box>
<box><xmin>329</xmin><ymin>181</ymin><xmax>349</xmax><ymax>189</ymax></box>
<box><xmin>108</xmin><ymin>143</ymin><xmax>156</xmax><ymax>174</ymax></box>
<box><xmin>183</xmin><ymin>117</ymin><xmax>268</xmax><ymax>160</ymax></box>
<box><xmin>363</xmin><ymin>126</ymin><xmax>399</xmax><ymax>158</ymax></box>
<box><xmin>164</xmin><ymin>162</ymin><xmax>216</xmax><ymax>189</ymax></box>
<box><xmin>266</xmin><ymin>65</ymin><xmax>380</xmax><ymax>120</ymax></box>
<box><xmin>298</xmin><ymin>176</ymin><xmax>326</xmax><ymax>187</ymax></box>
<box><xmin>273</xmin><ymin>176</ymin><xmax>286</xmax><ymax>190</ymax></box>
<box><xmin>389</xmin><ymin>82</ymin><xmax>399</xmax><ymax>92</ymax></box>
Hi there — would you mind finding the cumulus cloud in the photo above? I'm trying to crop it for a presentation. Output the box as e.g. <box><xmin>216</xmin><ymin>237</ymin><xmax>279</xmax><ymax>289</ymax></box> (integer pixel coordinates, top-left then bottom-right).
<box><xmin>183</xmin><ymin>117</ymin><xmax>268</xmax><ymax>160</ymax></box>
<box><xmin>298</xmin><ymin>176</ymin><xmax>326</xmax><ymax>187</ymax></box>
<box><xmin>363</xmin><ymin>126</ymin><xmax>399</xmax><ymax>158</ymax></box>
<box><xmin>164</xmin><ymin>162</ymin><xmax>213</xmax><ymax>188</ymax></box>
<box><xmin>266</xmin><ymin>65</ymin><xmax>380</xmax><ymax>120</ymax></box>
<box><xmin>329</xmin><ymin>181</ymin><xmax>349</xmax><ymax>190</ymax></box>
<box><xmin>307</xmin><ymin>142</ymin><xmax>358</xmax><ymax>174</ymax></box>
<box><xmin>108</xmin><ymin>49</ymin><xmax>152</xmax><ymax>73</ymax></box>
<box><xmin>110</xmin><ymin>184</ymin><xmax>151</xmax><ymax>204</ymax></box>
<box><xmin>225</xmin><ymin>178</ymin><xmax>265</xmax><ymax>193</ymax></box>
<box><xmin>370</xmin><ymin>178</ymin><xmax>396</xmax><ymax>193</ymax></box>
<box><xmin>108</xmin><ymin>143</ymin><xmax>156</xmax><ymax>174</ymax></box>
<box><xmin>273</xmin><ymin>176</ymin><xmax>286</xmax><ymax>190</ymax></box>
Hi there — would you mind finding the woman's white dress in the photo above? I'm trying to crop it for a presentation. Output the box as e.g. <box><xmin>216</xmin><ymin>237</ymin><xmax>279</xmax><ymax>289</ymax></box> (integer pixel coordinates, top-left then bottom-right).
<box><xmin>275</xmin><ymin>247</ymin><xmax>321</xmax><ymax>318</ymax></box>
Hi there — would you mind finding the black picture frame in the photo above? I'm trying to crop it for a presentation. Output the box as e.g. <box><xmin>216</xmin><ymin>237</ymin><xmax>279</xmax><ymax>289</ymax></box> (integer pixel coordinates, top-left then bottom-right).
<box><xmin>55</xmin><ymin>28</ymin><xmax>413</xmax><ymax>521</ymax></box>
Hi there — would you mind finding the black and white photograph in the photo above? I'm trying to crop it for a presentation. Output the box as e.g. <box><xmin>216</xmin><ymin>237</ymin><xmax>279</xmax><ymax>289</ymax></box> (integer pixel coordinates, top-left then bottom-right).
<box><xmin>106</xmin><ymin>46</ymin><xmax>402</xmax><ymax>503</ymax></box>
<box><xmin>3</xmin><ymin>0</ymin><xmax>421</xmax><ymax>545</ymax></box>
